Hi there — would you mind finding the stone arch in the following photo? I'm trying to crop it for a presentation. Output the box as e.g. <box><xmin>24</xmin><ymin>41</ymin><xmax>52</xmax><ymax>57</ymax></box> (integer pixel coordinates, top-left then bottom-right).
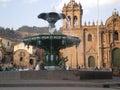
<box><xmin>88</xmin><ymin>56</ymin><xmax>95</xmax><ymax>68</ymax></box>
<box><xmin>112</xmin><ymin>48</ymin><xmax>120</xmax><ymax>68</ymax></box>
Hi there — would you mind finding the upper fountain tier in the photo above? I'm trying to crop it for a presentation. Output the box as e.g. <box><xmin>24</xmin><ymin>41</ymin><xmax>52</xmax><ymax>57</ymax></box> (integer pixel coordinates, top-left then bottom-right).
<box><xmin>38</xmin><ymin>12</ymin><xmax>66</xmax><ymax>29</ymax></box>
<box><xmin>38</xmin><ymin>12</ymin><xmax>66</xmax><ymax>34</ymax></box>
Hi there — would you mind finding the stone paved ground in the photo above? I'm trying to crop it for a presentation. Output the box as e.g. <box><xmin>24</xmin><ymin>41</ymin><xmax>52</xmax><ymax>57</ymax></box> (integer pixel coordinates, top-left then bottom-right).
<box><xmin>0</xmin><ymin>87</ymin><xmax>117</xmax><ymax>90</ymax></box>
<box><xmin>0</xmin><ymin>77</ymin><xmax>120</xmax><ymax>88</ymax></box>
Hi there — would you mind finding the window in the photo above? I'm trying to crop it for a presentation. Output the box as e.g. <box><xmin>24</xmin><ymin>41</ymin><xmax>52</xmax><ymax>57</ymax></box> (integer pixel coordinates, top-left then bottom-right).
<box><xmin>7</xmin><ymin>42</ymin><xmax>9</xmax><ymax>46</ymax></box>
<box><xmin>74</xmin><ymin>16</ymin><xmax>77</xmax><ymax>25</ymax></box>
<box><xmin>88</xmin><ymin>34</ymin><xmax>92</xmax><ymax>41</ymax></box>
<box><xmin>114</xmin><ymin>31</ymin><xmax>118</xmax><ymax>40</ymax></box>
<box><xmin>20</xmin><ymin>57</ymin><xmax>23</xmax><ymax>62</ymax></box>
<box><xmin>29</xmin><ymin>59</ymin><xmax>34</xmax><ymax>65</ymax></box>
<box><xmin>67</xmin><ymin>16</ymin><xmax>71</xmax><ymax>26</ymax></box>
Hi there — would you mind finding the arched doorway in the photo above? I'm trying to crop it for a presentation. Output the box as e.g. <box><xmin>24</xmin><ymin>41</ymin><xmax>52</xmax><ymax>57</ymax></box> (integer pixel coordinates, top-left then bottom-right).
<box><xmin>88</xmin><ymin>56</ymin><xmax>95</xmax><ymax>68</ymax></box>
<box><xmin>112</xmin><ymin>48</ymin><xmax>120</xmax><ymax>68</ymax></box>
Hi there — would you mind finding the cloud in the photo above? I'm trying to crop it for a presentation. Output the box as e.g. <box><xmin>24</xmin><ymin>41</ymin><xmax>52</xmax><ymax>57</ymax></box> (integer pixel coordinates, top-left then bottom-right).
<box><xmin>51</xmin><ymin>0</ymin><xmax>64</xmax><ymax>12</ymax></box>
<box><xmin>78</xmin><ymin>0</ymin><xmax>118</xmax><ymax>8</ymax></box>
<box><xmin>0</xmin><ymin>0</ymin><xmax>40</xmax><ymax>3</ymax></box>
<box><xmin>0</xmin><ymin>0</ymin><xmax>12</xmax><ymax>8</ymax></box>
<box><xmin>0</xmin><ymin>0</ymin><xmax>11</xmax><ymax>3</ymax></box>
<box><xmin>22</xmin><ymin>0</ymin><xmax>40</xmax><ymax>4</ymax></box>
<box><xmin>55</xmin><ymin>0</ymin><xmax>118</xmax><ymax>11</ymax></box>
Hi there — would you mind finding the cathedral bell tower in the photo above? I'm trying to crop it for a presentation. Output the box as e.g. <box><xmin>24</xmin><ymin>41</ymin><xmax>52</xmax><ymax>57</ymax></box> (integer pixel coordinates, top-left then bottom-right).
<box><xmin>62</xmin><ymin>0</ymin><xmax>83</xmax><ymax>29</ymax></box>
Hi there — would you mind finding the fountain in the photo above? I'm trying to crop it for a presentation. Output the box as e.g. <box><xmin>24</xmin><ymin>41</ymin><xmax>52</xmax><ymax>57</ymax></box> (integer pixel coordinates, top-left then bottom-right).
<box><xmin>23</xmin><ymin>12</ymin><xmax>80</xmax><ymax>70</ymax></box>
<box><xmin>0</xmin><ymin>11</ymin><xmax>112</xmax><ymax>80</ymax></box>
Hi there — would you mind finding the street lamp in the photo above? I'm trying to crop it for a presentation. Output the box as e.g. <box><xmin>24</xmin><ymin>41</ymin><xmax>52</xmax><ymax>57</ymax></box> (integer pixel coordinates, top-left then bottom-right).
<box><xmin>75</xmin><ymin>41</ymin><xmax>79</xmax><ymax>70</ymax></box>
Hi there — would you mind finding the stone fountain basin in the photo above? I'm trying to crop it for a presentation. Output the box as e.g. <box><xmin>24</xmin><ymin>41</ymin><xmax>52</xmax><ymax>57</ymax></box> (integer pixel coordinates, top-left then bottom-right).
<box><xmin>23</xmin><ymin>34</ymin><xmax>80</xmax><ymax>50</ymax></box>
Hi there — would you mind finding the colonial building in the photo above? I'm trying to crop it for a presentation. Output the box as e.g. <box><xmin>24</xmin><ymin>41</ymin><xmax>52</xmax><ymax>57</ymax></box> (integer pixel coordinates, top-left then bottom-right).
<box><xmin>62</xmin><ymin>0</ymin><xmax>120</xmax><ymax>69</ymax></box>
<box><xmin>0</xmin><ymin>36</ymin><xmax>15</xmax><ymax>64</ymax></box>
<box><xmin>13</xmin><ymin>42</ymin><xmax>36</xmax><ymax>69</ymax></box>
<box><xmin>13</xmin><ymin>42</ymin><xmax>45</xmax><ymax>70</ymax></box>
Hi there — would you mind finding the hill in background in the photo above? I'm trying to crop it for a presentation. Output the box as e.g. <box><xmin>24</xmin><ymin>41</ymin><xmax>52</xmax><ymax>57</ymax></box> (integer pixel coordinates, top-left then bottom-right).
<box><xmin>0</xmin><ymin>26</ymin><xmax>62</xmax><ymax>41</ymax></box>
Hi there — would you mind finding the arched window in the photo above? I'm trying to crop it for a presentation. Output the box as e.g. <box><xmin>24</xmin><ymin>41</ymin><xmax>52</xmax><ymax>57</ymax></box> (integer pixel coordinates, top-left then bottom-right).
<box><xmin>114</xmin><ymin>31</ymin><xmax>118</xmax><ymax>40</ymax></box>
<box><xmin>20</xmin><ymin>57</ymin><xmax>23</xmax><ymax>62</ymax></box>
<box><xmin>88</xmin><ymin>34</ymin><xmax>92</xmax><ymax>41</ymax></box>
<box><xmin>67</xmin><ymin>16</ymin><xmax>71</xmax><ymax>26</ymax></box>
<box><xmin>74</xmin><ymin>16</ymin><xmax>77</xmax><ymax>25</ymax></box>
<box><xmin>19</xmin><ymin>52</ymin><xmax>25</xmax><ymax>62</ymax></box>
<box><xmin>29</xmin><ymin>59</ymin><xmax>34</xmax><ymax>65</ymax></box>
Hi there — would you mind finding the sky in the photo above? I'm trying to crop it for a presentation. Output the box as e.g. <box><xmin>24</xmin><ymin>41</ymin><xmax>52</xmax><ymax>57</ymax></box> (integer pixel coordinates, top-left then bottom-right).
<box><xmin>0</xmin><ymin>0</ymin><xmax>120</xmax><ymax>30</ymax></box>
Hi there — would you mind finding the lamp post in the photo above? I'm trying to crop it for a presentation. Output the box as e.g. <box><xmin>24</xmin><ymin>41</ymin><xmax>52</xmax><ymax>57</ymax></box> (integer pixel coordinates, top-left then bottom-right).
<box><xmin>97</xmin><ymin>0</ymin><xmax>100</xmax><ymax>69</ymax></box>
<box><xmin>70</xmin><ymin>54</ymin><xmax>72</xmax><ymax>68</ymax></box>
<box><xmin>75</xmin><ymin>42</ymin><xmax>79</xmax><ymax>70</ymax></box>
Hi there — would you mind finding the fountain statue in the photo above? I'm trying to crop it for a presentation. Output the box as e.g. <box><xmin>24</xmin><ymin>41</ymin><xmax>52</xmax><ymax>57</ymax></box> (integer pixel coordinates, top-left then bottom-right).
<box><xmin>23</xmin><ymin>12</ymin><xmax>80</xmax><ymax>70</ymax></box>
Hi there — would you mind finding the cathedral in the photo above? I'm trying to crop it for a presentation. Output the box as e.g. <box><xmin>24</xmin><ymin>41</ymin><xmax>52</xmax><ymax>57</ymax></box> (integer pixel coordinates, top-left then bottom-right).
<box><xmin>62</xmin><ymin>0</ymin><xmax>120</xmax><ymax>69</ymax></box>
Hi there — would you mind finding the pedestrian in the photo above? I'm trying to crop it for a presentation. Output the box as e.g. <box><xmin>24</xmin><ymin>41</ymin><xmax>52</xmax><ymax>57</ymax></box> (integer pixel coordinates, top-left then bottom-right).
<box><xmin>95</xmin><ymin>66</ymin><xmax>98</xmax><ymax>70</ymax></box>
<box><xmin>78</xmin><ymin>65</ymin><xmax>80</xmax><ymax>70</ymax></box>
<box><xmin>119</xmin><ymin>68</ymin><xmax>120</xmax><ymax>77</ymax></box>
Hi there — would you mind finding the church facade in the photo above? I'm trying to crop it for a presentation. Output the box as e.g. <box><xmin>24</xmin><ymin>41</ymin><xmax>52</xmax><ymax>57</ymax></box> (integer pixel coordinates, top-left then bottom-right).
<box><xmin>62</xmin><ymin>0</ymin><xmax>120</xmax><ymax>69</ymax></box>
